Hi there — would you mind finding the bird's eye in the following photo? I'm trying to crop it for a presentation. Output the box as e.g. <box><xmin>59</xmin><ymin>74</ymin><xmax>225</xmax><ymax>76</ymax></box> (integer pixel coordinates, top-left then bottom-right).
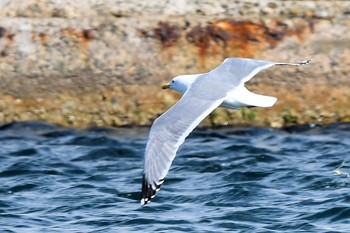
<box><xmin>171</xmin><ymin>80</ymin><xmax>175</xmax><ymax>83</ymax></box>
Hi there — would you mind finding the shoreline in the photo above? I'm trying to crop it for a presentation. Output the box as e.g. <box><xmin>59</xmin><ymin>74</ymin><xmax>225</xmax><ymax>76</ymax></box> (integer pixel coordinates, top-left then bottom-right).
<box><xmin>1</xmin><ymin>119</ymin><xmax>348</xmax><ymax>132</ymax></box>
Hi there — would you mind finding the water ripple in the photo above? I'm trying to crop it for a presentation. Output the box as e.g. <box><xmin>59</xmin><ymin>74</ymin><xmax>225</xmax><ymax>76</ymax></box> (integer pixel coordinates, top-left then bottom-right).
<box><xmin>0</xmin><ymin>121</ymin><xmax>349</xmax><ymax>232</ymax></box>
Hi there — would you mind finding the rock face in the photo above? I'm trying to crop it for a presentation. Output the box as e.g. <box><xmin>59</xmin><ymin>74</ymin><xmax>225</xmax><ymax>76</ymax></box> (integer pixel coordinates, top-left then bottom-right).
<box><xmin>0</xmin><ymin>0</ymin><xmax>349</xmax><ymax>127</ymax></box>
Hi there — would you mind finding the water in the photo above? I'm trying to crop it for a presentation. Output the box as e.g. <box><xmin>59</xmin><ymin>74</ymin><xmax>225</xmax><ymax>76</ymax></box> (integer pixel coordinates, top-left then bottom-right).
<box><xmin>0</xmin><ymin>121</ymin><xmax>350</xmax><ymax>233</ymax></box>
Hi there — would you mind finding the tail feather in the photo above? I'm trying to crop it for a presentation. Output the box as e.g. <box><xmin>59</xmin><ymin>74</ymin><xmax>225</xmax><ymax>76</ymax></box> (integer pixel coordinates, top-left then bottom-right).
<box><xmin>222</xmin><ymin>87</ymin><xmax>277</xmax><ymax>109</ymax></box>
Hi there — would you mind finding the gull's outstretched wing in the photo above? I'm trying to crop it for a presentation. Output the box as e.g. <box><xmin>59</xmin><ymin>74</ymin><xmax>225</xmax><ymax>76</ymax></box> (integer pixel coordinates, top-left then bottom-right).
<box><xmin>141</xmin><ymin>57</ymin><xmax>310</xmax><ymax>205</ymax></box>
<box><xmin>141</xmin><ymin>74</ymin><xmax>229</xmax><ymax>206</ymax></box>
<box><xmin>215</xmin><ymin>58</ymin><xmax>310</xmax><ymax>84</ymax></box>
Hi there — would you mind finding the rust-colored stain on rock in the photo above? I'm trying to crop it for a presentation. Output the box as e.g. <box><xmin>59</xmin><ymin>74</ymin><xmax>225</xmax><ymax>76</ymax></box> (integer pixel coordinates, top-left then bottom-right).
<box><xmin>141</xmin><ymin>21</ymin><xmax>182</xmax><ymax>48</ymax></box>
<box><xmin>186</xmin><ymin>19</ymin><xmax>312</xmax><ymax>65</ymax></box>
<box><xmin>143</xmin><ymin>19</ymin><xmax>313</xmax><ymax>66</ymax></box>
<box><xmin>38</xmin><ymin>32</ymin><xmax>49</xmax><ymax>44</ymax></box>
<box><xmin>59</xmin><ymin>28</ymin><xmax>96</xmax><ymax>66</ymax></box>
<box><xmin>0</xmin><ymin>27</ymin><xmax>6</xmax><ymax>38</ymax></box>
<box><xmin>0</xmin><ymin>26</ymin><xmax>15</xmax><ymax>44</ymax></box>
<box><xmin>60</xmin><ymin>28</ymin><xmax>95</xmax><ymax>44</ymax></box>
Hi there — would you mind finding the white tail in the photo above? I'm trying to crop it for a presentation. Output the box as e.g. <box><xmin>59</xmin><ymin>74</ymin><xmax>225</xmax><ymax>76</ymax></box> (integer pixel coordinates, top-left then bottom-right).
<box><xmin>221</xmin><ymin>87</ymin><xmax>277</xmax><ymax>109</ymax></box>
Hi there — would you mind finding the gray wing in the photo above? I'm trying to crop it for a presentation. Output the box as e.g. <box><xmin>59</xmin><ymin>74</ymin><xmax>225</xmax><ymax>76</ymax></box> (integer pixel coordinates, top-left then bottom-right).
<box><xmin>141</xmin><ymin>74</ymin><xmax>230</xmax><ymax>205</ymax></box>
<box><xmin>214</xmin><ymin>58</ymin><xmax>310</xmax><ymax>84</ymax></box>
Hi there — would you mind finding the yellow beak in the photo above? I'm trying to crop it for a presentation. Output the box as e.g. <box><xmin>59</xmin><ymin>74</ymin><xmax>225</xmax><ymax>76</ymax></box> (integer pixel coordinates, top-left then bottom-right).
<box><xmin>162</xmin><ymin>84</ymin><xmax>170</xmax><ymax>89</ymax></box>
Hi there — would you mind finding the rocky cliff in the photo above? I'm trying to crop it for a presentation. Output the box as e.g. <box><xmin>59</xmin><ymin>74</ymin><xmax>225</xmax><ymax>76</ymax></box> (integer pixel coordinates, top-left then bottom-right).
<box><xmin>0</xmin><ymin>0</ymin><xmax>349</xmax><ymax>127</ymax></box>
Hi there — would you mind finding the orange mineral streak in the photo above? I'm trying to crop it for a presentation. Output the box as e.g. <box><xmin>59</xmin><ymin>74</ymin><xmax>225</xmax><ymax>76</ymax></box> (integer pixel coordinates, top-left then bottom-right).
<box><xmin>140</xmin><ymin>21</ymin><xmax>182</xmax><ymax>48</ymax></box>
<box><xmin>38</xmin><ymin>32</ymin><xmax>49</xmax><ymax>44</ymax></box>
<box><xmin>60</xmin><ymin>28</ymin><xmax>96</xmax><ymax>67</ymax></box>
<box><xmin>0</xmin><ymin>26</ymin><xmax>15</xmax><ymax>46</ymax></box>
<box><xmin>186</xmin><ymin>19</ymin><xmax>313</xmax><ymax>67</ymax></box>
<box><xmin>60</xmin><ymin>28</ymin><xmax>95</xmax><ymax>47</ymax></box>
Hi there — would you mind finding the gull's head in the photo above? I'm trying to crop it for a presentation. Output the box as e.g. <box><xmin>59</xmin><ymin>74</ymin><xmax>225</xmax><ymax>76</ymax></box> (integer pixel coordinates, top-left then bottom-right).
<box><xmin>162</xmin><ymin>74</ymin><xmax>200</xmax><ymax>94</ymax></box>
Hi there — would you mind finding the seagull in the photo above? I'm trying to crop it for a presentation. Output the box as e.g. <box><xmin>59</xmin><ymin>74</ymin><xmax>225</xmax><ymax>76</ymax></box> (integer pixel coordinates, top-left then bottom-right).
<box><xmin>141</xmin><ymin>57</ymin><xmax>309</xmax><ymax>205</ymax></box>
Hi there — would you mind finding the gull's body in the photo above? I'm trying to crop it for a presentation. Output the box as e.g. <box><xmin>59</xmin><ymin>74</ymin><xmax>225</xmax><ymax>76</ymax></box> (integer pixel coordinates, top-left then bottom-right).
<box><xmin>170</xmin><ymin>73</ymin><xmax>278</xmax><ymax>109</ymax></box>
<box><xmin>141</xmin><ymin>58</ymin><xmax>309</xmax><ymax>205</ymax></box>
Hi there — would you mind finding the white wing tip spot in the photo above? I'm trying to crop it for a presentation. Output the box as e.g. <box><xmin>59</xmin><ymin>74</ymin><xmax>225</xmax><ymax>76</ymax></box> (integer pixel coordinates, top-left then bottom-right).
<box><xmin>141</xmin><ymin>198</ymin><xmax>150</xmax><ymax>206</ymax></box>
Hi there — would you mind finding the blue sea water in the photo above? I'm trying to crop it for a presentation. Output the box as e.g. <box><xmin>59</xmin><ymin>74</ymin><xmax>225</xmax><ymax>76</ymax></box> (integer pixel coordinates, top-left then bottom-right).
<box><xmin>0</xmin><ymin>121</ymin><xmax>349</xmax><ymax>233</ymax></box>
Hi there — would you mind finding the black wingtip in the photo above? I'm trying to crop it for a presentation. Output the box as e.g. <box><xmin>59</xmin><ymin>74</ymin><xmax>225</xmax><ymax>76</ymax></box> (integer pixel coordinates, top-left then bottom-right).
<box><xmin>141</xmin><ymin>175</ymin><xmax>164</xmax><ymax>206</ymax></box>
<box><xmin>276</xmin><ymin>60</ymin><xmax>311</xmax><ymax>66</ymax></box>
<box><xmin>298</xmin><ymin>60</ymin><xmax>311</xmax><ymax>65</ymax></box>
